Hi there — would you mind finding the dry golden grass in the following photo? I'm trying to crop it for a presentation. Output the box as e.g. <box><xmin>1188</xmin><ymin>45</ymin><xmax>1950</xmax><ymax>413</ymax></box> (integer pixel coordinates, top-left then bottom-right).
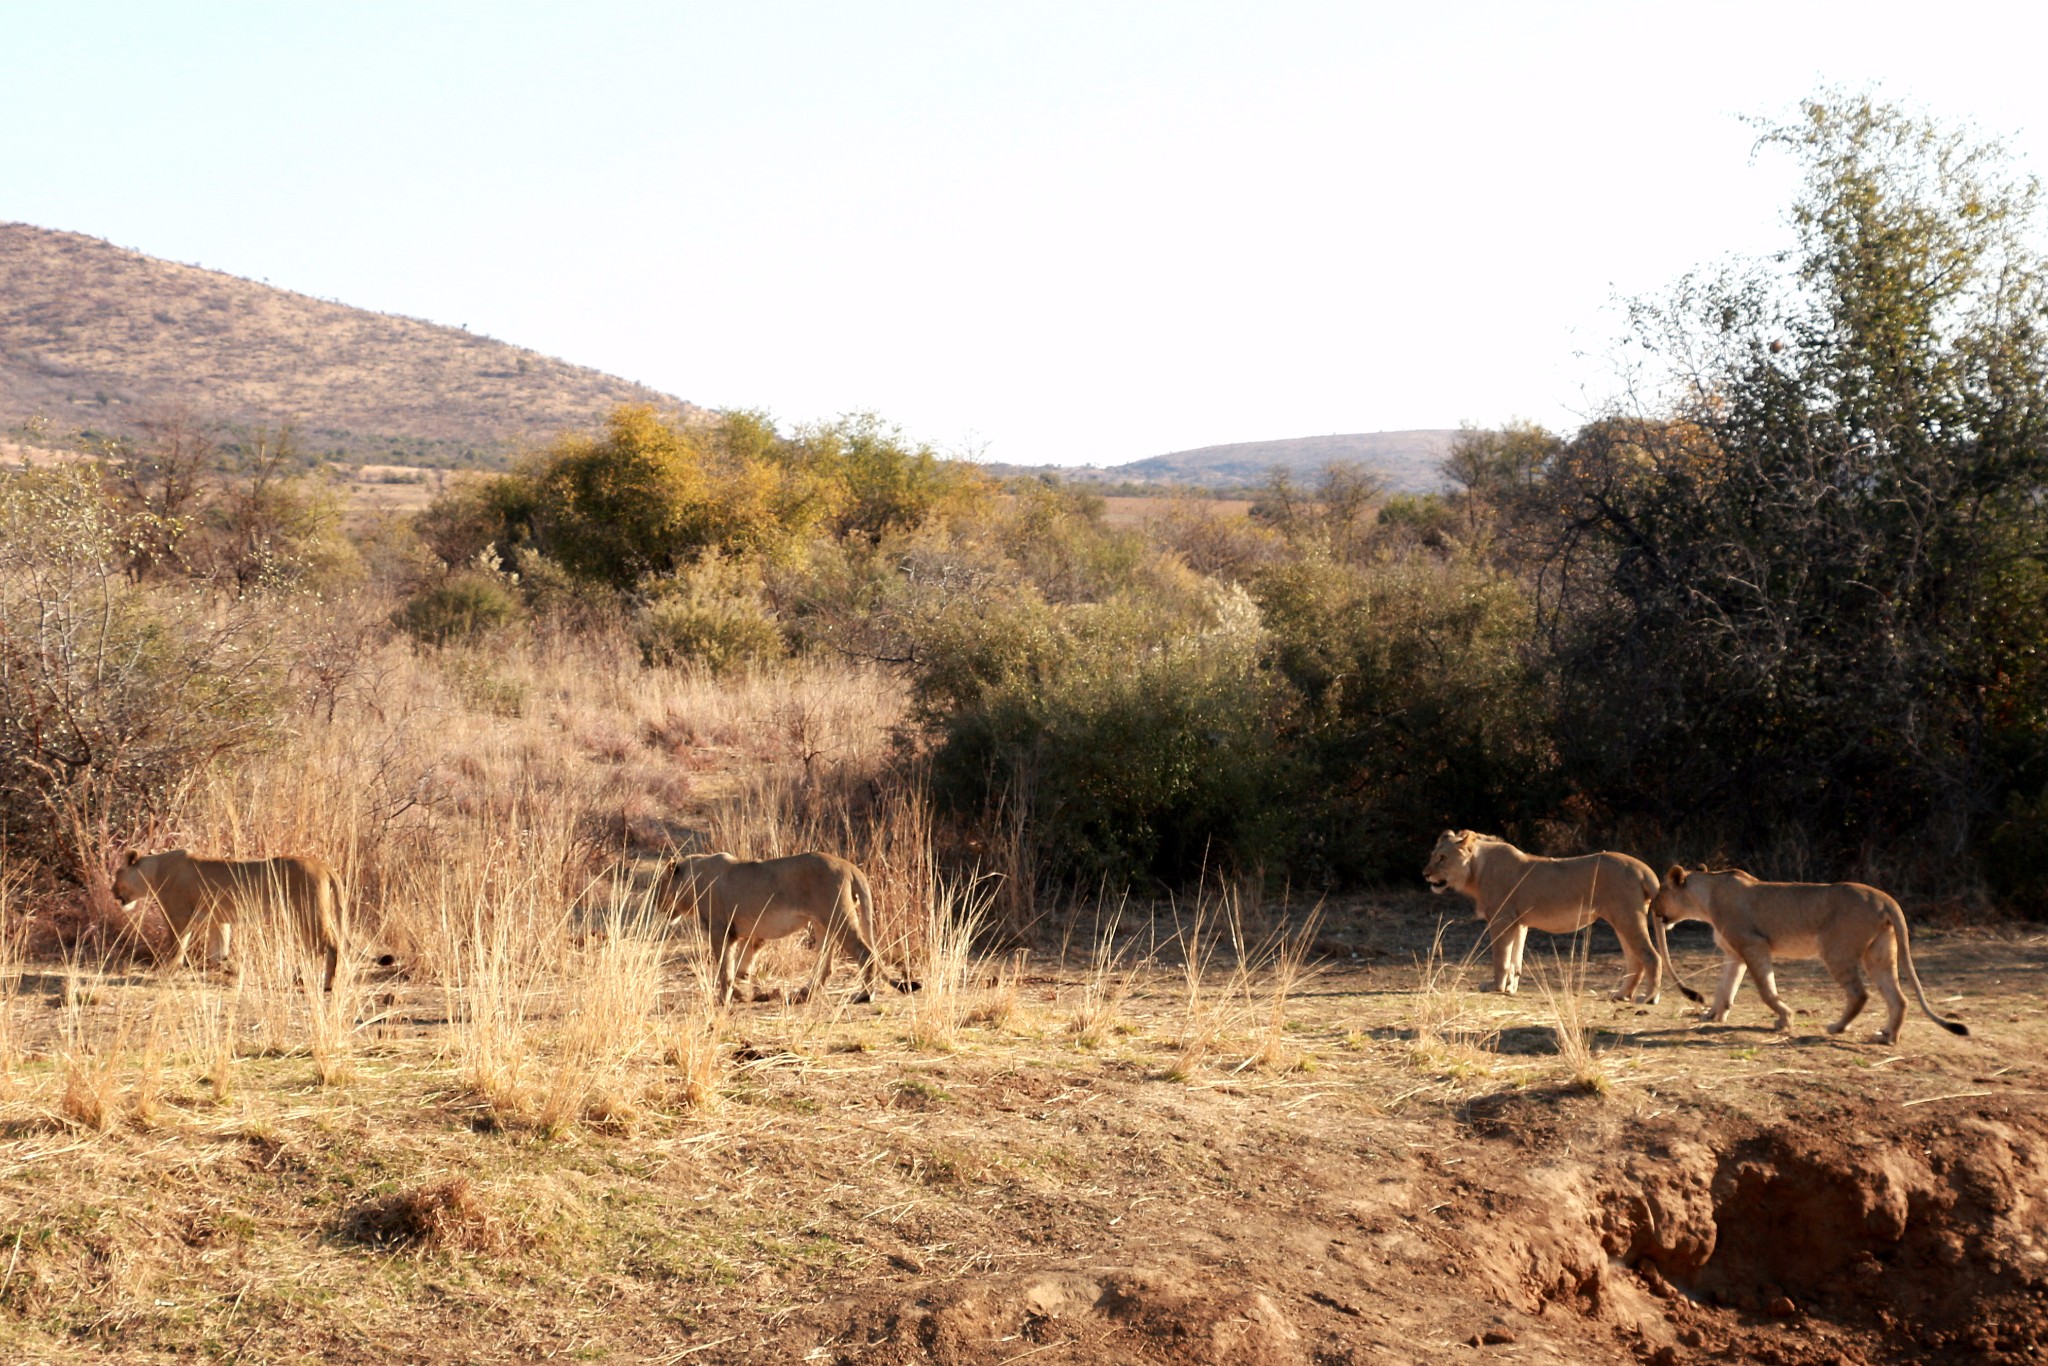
<box><xmin>1064</xmin><ymin>900</ymin><xmax>1140</xmax><ymax>1048</ymax></box>
<box><xmin>902</xmin><ymin>874</ymin><xmax>998</xmax><ymax>1052</ymax></box>
<box><xmin>0</xmin><ymin>891</ymin><xmax>2037</xmax><ymax>1362</ymax></box>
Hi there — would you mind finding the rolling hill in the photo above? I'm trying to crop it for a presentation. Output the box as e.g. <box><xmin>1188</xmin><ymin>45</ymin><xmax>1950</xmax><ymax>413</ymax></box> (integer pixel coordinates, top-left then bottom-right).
<box><xmin>984</xmin><ymin>429</ymin><xmax>1460</xmax><ymax>495</ymax></box>
<box><xmin>1109</xmin><ymin>430</ymin><xmax>1458</xmax><ymax>493</ymax></box>
<box><xmin>0</xmin><ymin>222</ymin><xmax>702</xmax><ymax>464</ymax></box>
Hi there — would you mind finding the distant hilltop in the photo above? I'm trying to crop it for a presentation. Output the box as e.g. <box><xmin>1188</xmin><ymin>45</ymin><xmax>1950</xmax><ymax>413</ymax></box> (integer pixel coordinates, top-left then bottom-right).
<box><xmin>989</xmin><ymin>429</ymin><xmax>1459</xmax><ymax>495</ymax></box>
<box><xmin>0</xmin><ymin>222</ymin><xmax>702</xmax><ymax>465</ymax></box>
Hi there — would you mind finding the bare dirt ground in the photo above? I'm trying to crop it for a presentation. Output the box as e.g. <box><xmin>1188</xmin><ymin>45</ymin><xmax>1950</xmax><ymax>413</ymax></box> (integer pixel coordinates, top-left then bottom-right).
<box><xmin>0</xmin><ymin>900</ymin><xmax>2040</xmax><ymax>1365</ymax></box>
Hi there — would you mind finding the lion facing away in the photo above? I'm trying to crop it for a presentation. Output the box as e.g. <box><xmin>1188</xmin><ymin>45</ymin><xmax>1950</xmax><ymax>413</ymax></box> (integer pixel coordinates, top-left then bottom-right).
<box><xmin>1423</xmin><ymin>830</ymin><xmax>1699</xmax><ymax>1004</ymax></box>
<box><xmin>654</xmin><ymin>851</ymin><xmax>917</xmax><ymax>1005</ymax></box>
<box><xmin>112</xmin><ymin>850</ymin><xmax>345</xmax><ymax>992</ymax></box>
<box><xmin>1652</xmin><ymin>866</ymin><xmax>1968</xmax><ymax>1044</ymax></box>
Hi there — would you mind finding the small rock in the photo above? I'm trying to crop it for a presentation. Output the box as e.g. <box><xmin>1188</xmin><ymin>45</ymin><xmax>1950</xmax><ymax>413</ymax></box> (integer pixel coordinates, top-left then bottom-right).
<box><xmin>1649</xmin><ymin>1347</ymin><xmax>1679</xmax><ymax>1366</ymax></box>
<box><xmin>1766</xmin><ymin>1296</ymin><xmax>1797</xmax><ymax>1318</ymax></box>
<box><xmin>1481</xmin><ymin>1329</ymin><xmax>1516</xmax><ymax>1345</ymax></box>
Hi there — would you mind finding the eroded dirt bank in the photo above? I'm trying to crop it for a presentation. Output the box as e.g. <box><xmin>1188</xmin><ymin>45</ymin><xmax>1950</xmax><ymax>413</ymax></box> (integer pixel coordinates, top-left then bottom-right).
<box><xmin>768</xmin><ymin>1092</ymin><xmax>2048</xmax><ymax>1366</ymax></box>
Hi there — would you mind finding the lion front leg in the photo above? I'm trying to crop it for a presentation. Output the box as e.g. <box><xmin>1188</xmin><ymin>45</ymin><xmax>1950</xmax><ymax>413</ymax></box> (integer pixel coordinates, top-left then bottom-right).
<box><xmin>1484</xmin><ymin>917</ymin><xmax>1527</xmax><ymax>994</ymax></box>
<box><xmin>206</xmin><ymin>919</ymin><xmax>235</xmax><ymax>975</ymax></box>
<box><xmin>730</xmin><ymin>936</ymin><xmax>789</xmax><ymax>1004</ymax></box>
<box><xmin>1743</xmin><ymin>949</ymin><xmax>1794</xmax><ymax>1032</ymax></box>
<box><xmin>713</xmin><ymin>929</ymin><xmax>751</xmax><ymax>1005</ymax></box>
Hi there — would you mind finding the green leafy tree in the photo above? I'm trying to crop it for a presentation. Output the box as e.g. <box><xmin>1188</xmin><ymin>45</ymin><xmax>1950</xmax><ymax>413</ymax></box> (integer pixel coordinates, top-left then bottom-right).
<box><xmin>1548</xmin><ymin>94</ymin><xmax>2048</xmax><ymax>890</ymax></box>
<box><xmin>791</xmin><ymin>413</ymin><xmax>989</xmax><ymax>544</ymax></box>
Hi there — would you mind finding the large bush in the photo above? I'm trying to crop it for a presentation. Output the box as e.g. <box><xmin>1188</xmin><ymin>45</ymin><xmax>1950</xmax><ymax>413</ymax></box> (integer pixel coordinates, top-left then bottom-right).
<box><xmin>0</xmin><ymin>468</ymin><xmax>291</xmax><ymax>882</ymax></box>
<box><xmin>528</xmin><ymin>405</ymin><xmax>812</xmax><ymax>587</ymax></box>
<box><xmin>917</xmin><ymin>583</ymin><xmax>1291</xmax><ymax>884</ymax></box>
<box><xmin>635</xmin><ymin>555</ymin><xmax>786</xmax><ymax>673</ymax></box>
<box><xmin>1251</xmin><ymin>552</ymin><xmax>1554</xmax><ymax>880</ymax></box>
<box><xmin>414</xmin><ymin>407</ymin><xmax>993</xmax><ymax>598</ymax></box>
<box><xmin>394</xmin><ymin>566</ymin><xmax>524</xmax><ymax>646</ymax></box>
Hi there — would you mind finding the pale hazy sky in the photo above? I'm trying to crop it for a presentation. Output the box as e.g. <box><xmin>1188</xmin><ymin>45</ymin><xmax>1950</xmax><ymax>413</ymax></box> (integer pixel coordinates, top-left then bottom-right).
<box><xmin>5</xmin><ymin>2</ymin><xmax>2048</xmax><ymax>465</ymax></box>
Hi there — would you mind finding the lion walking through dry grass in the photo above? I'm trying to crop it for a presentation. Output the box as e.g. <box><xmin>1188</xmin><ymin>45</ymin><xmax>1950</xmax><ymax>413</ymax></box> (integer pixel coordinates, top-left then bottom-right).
<box><xmin>112</xmin><ymin>849</ymin><xmax>345</xmax><ymax>992</ymax></box>
<box><xmin>654</xmin><ymin>851</ymin><xmax>918</xmax><ymax>1005</ymax></box>
<box><xmin>1423</xmin><ymin>829</ymin><xmax>1699</xmax><ymax>1004</ymax></box>
<box><xmin>1653</xmin><ymin>865</ymin><xmax>1969</xmax><ymax>1044</ymax></box>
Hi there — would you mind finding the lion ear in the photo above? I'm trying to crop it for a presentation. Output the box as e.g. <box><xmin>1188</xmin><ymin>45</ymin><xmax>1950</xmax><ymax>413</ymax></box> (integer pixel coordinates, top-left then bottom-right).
<box><xmin>1665</xmin><ymin>865</ymin><xmax>1687</xmax><ymax>886</ymax></box>
<box><xmin>123</xmin><ymin>850</ymin><xmax>140</xmax><ymax>866</ymax></box>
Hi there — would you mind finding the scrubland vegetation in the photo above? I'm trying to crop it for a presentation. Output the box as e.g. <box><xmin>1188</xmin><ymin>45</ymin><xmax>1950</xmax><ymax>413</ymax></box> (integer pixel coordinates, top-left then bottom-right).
<box><xmin>11</xmin><ymin>101</ymin><xmax>2048</xmax><ymax>915</ymax></box>
<box><xmin>0</xmin><ymin>92</ymin><xmax>2045</xmax><ymax>1363</ymax></box>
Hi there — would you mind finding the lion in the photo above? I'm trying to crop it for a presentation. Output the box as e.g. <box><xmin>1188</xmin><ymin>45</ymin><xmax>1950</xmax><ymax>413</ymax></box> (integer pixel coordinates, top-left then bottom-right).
<box><xmin>1423</xmin><ymin>830</ymin><xmax>1700</xmax><ymax>1003</ymax></box>
<box><xmin>1651</xmin><ymin>866</ymin><xmax>1969</xmax><ymax>1044</ymax></box>
<box><xmin>653</xmin><ymin>851</ymin><xmax>917</xmax><ymax>1005</ymax></box>
<box><xmin>112</xmin><ymin>849</ymin><xmax>345</xmax><ymax>992</ymax></box>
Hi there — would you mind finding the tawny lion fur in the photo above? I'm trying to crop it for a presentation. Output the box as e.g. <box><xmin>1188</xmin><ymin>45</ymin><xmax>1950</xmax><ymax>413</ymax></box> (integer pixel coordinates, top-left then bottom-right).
<box><xmin>112</xmin><ymin>849</ymin><xmax>345</xmax><ymax>992</ymax></box>
<box><xmin>1652</xmin><ymin>866</ymin><xmax>1968</xmax><ymax>1045</ymax></box>
<box><xmin>1423</xmin><ymin>829</ymin><xmax>1698</xmax><ymax>1004</ymax></box>
<box><xmin>654</xmin><ymin>851</ymin><xmax>916</xmax><ymax>1005</ymax></box>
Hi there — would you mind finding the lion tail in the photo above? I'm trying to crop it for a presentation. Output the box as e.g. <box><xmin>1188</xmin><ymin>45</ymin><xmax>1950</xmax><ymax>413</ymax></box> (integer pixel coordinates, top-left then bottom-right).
<box><xmin>1637</xmin><ymin>861</ymin><xmax>1703</xmax><ymax>1004</ymax></box>
<box><xmin>1885</xmin><ymin>897</ymin><xmax>1969</xmax><ymax>1036</ymax></box>
<box><xmin>847</xmin><ymin>866</ymin><xmax>919</xmax><ymax>994</ymax></box>
<box><xmin>317</xmin><ymin>866</ymin><xmax>345</xmax><ymax>994</ymax></box>
<box><xmin>846</xmin><ymin>866</ymin><xmax>880</xmax><ymax>957</ymax></box>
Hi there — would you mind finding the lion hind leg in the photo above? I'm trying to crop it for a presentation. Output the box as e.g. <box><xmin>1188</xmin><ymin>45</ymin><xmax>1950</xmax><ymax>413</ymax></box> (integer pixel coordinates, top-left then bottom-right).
<box><xmin>1609</xmin><ymin>932</ymin><xmax>1651</xmax><ymax>1003</ymax></box>
<box><xmin>1822</xmin><ymin>949</ymin><xmax>1869</xmax><ymax>1036</ymax></box>
<box><xmin>1864</xmin><ymin>933</ymin><xmax>1908</xmax><ymax>1045</ymax></box>
<box><xmin>1610</xmin><ymin>911</ymin><xmax>1661</xmax><ymax>1004</ymax></box>
<box><xmin>805</xmin><ymin>914</ymin><xmax>850</xmax><ymax>1003</ymax></box>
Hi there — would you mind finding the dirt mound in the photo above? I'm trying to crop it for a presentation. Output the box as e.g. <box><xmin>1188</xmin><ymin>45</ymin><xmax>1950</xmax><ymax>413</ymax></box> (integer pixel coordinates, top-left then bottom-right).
<box><xmin>1460</xmin><ymin>1101</ymin><xmax>2048</xmax><ymax>1363</ymax></box>
<box><xmin>786</xmin><ymin>1265</ymin><xmax>1307</xmax><ymax>1365</ymax></box>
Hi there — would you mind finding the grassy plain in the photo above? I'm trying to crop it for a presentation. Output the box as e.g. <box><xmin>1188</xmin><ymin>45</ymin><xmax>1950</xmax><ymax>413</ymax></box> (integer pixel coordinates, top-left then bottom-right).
<box><xmin>0</xmin><ymin>638</ymin><xmax>2042</xmax><ymax>1365</ymax></box>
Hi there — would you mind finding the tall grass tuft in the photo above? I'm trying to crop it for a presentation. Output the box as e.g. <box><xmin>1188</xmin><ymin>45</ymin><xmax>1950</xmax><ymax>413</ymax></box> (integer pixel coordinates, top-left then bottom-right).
<box><xmin>0</xmin><ymin>864</ymin><xmax>25</xmax><ymax>1097</ymax></box>
<box><xmin>538</xmin><ymin>926</ymin><xmax>664</xmax><ymax>1135</ymax></box>
<box><xmin>1407</xmin><ymin>920</ymin><xmax>1498</xmax><ymax>1070</ymax></box>
<box><xmin>665</xmin><ymin>914</ymin><xmax>729</xmax><ymax>1110</ymax></box>
<box><xmin>54</xmin><ymin>957</ymin><xmax>128</xmax><ymax>1133</ymax></box>
<box><xmin>1166</xmin><ymin>885</ymin><xmax>1254</xmax><ymax>1079</ymax></box>
<box><xmin>1247</xmin><ymin>903</ymin><xmax>1323</xmax><ymax>1073</ymax></box>
<box><xmin>905</xmin><ymin>874</ymin><xmax>997</xmax><ymax>1052</ymax></box>
<box><xmin>1066</xmin><ymin>900</ymin><xmax>1139</xmax><ymax>1049</ymax></box>
<box><xmin>1529</xmin><ymin>929</ymin><xmax>1608</xmax><ymax>1095</ymax></box>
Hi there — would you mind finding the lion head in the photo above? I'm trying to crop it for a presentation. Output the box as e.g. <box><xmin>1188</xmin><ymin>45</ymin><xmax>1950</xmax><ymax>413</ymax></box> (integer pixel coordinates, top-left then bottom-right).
<box><xmin>1422</xmin><ymin>829</ymin><xmax>1481</xmax><ymax>895</ymax></box>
